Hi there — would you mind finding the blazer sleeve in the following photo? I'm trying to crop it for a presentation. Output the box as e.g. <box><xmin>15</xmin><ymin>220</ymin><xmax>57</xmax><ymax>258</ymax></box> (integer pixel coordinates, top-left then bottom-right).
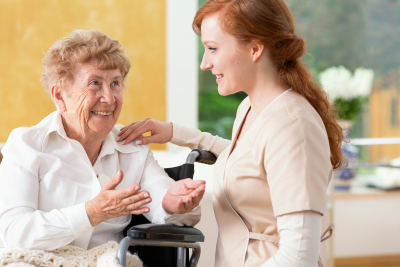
<box><xmin>168</xmin><ymin>97</ymin><xmax>250</xmax><ymax>156</ymax></box>
<box><xmin>170</xmin><ymin>124</ymin><xmax>231</xmax><ymax>157</ymax></box>
<box><xmin>263</xmin><ymin>115</ymin><xmax>332</xmax><ymax>217</ymax></box>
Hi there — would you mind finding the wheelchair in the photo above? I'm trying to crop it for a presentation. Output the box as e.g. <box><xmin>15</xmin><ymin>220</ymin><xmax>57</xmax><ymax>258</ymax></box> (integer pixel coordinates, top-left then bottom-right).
<box><xmin>116</xmin><ymin>149</ymin><xmax>217</xmax><ymax>267</ymax></box>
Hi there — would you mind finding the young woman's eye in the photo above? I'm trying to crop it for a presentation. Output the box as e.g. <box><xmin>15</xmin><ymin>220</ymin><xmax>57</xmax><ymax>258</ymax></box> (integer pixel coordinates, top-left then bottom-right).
<box><xmin>209</xmin><ymin>47</ymin><xmax>217</xmax><ymax>53</ymax></box>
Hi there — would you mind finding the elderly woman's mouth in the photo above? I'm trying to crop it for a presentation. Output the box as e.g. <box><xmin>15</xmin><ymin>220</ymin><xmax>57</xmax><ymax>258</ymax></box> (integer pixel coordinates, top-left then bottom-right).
<box><xmin>91</xmin><ymin>111</ymin><xmax>113</xmax><ymax>116</ymax></box>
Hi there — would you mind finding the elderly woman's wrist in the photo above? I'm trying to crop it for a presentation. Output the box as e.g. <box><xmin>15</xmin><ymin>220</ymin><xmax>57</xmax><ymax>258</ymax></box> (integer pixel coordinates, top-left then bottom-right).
<box><xmin>85</xmin><ymin>201</ymin><xmax>105</xmax><ymax>226</ymax></box>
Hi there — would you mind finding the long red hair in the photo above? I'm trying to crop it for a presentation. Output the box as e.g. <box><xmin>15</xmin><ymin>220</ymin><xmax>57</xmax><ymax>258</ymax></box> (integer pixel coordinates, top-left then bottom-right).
<box><xmin>193</xmin><ymin>0</ymin><xmax>345</xmax><ymax>170</ymax></box>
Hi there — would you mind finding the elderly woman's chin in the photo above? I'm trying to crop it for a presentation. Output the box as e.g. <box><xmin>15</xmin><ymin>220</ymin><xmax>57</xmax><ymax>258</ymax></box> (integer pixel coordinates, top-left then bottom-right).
<box><xmin>88</xmin><ymin>112</ymin><xmax>120</xmax><ymax>133</ymax></box>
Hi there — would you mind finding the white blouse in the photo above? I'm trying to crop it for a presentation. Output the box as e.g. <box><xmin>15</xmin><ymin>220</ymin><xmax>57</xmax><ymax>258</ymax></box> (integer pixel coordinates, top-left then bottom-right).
<box><xmin>0</xmin><ymin>111</ymin><xmax>200</xmax><ymax>251</ymax></box>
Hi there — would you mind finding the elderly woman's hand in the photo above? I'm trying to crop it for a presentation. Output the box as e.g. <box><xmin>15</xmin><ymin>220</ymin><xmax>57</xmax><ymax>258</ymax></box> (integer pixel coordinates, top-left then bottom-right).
<box><xmin>162</xmin><ymin>179</ymin><xmax>206</xmax><ymax>215</ymax></box>
<box><xmin>118</xmin><ymin>118</ymin><xmax>173</xmax><ymax>145</ymax></box>
<box><xmin>85</xmin><ymin>170</ymin><xmax>151</xmax><ymax>227</ymax></box>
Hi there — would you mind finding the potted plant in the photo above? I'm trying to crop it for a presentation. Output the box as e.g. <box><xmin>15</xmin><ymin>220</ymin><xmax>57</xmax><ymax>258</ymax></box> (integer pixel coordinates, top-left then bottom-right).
<box><xmin>319</xmin><ymin>66</ymin><xmax>374</xmax><ymax>190</ymax></box>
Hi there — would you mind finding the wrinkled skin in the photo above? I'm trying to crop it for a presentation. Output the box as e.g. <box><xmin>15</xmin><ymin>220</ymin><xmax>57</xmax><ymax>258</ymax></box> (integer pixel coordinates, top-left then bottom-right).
<box><xmin>51</xmin><ymin>61</ymin><xmax>151</xmax><ymax>227</ymax></box>
<box><xmin>55</xmin><ymin>61</ymin><xmax>123</xmax><ymax>149</ymax></box>
<box><xmin>50</xmin><ymin>60</ymin><xmax>205</xmax><ymax>226</ymax></box>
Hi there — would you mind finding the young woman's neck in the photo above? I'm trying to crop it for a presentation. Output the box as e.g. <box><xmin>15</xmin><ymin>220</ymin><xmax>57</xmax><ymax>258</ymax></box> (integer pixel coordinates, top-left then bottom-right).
<box><xmin>245</xmin><ymin>60</ymin><xmax>289</xmax><ymax>115</ymax></box>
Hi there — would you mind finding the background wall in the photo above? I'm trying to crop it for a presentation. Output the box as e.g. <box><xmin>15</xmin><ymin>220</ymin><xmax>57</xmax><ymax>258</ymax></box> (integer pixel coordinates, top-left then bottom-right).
<box><xmin>0</xmin><ymin>0</ymin><xmax>167</xmax><ymax>149</ymax></box>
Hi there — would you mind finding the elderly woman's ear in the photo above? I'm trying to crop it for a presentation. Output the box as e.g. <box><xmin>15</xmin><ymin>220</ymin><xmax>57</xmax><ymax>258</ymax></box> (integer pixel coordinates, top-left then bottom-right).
<box><xmin>51</xmin><ymin>85</ymin><xmax>67</xmax><ymax>112</ymax></box>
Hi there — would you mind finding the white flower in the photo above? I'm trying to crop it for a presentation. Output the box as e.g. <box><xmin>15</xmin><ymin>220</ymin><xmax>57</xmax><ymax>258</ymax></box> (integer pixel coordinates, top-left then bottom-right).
<box><xmin>319</xmin><ymin>66</ymin><xmax>374</xmax><ymax>102</ymax></box>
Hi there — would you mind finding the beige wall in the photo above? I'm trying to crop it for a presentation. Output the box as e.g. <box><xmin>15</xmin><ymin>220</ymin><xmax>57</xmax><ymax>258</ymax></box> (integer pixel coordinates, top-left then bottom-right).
<box><xmin>370</xmin><ymin>87</ymin><xmax>400</xmax><ymax>162</ymax></box>
<box><xmin>0</xmin><ymin>0</ymin><xmax>166</xmax><ymax>149</ymax></box>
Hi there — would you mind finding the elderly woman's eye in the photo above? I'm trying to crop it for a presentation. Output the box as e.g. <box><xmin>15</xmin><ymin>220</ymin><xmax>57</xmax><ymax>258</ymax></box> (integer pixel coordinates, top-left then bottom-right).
<box><xmin>111</xmin><ymin>81</ymin><xmax>119</xmax><ymax>86</ymax></box>
<box><xmin>90</xmin><ymin>80</ymin><xmax>99</xmax><ymax>86</ymax></box>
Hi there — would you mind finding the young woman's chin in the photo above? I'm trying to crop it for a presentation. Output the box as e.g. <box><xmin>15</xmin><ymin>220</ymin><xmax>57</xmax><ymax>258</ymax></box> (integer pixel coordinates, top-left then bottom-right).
<box><xmin>218</xmin><ymin>85</ymin><xmax>238</xmax><ymax>97</ymax></box>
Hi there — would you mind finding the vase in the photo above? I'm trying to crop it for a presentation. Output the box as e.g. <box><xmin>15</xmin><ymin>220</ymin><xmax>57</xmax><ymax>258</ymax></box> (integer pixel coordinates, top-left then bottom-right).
<box><xmin>334</xmin><ymin>120</ymin><xmax>359</xmax><ymax>190</ymax></box>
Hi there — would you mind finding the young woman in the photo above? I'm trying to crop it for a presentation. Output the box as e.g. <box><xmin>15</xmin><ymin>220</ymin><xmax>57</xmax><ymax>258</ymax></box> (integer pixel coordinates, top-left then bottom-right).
<box><xmin>119</xmin><ymin>0</ymin><xmax>345</xmax><ymax>266</ymax></box>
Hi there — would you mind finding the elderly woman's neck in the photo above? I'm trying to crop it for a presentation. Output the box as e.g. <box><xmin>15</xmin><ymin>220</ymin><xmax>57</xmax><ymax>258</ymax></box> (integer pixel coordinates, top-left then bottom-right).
<box><xmin>61</xmin><ymin>116</ymin><xmax>106</xmax><ymax>163</ymax></box>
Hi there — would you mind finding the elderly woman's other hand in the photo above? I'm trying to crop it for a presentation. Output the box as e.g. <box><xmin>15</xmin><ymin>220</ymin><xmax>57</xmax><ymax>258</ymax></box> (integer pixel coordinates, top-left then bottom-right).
<box><xmin>162</xmin><ymin>179</ymin><xmax>206</xmax><ymax>215</ymax></box>
<box><xmin>118</xmin><ymin>118</ymin><xmax>173</xmax><ymax>145</ymax></box>
<box><xmin>85</xmin><ymin>170</ymin><xmax>151</xmax><ymax>227</ymax></box>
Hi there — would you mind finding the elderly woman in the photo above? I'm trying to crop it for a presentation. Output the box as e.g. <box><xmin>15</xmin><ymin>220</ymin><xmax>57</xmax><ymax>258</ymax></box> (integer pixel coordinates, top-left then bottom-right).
<box><xmin>0</xmin><ymin>30</ymin><xmax>205</xmax><ymax>251</ymax></box>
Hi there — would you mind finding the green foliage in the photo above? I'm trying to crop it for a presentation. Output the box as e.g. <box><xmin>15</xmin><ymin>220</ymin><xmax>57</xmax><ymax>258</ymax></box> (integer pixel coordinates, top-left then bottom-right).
<box><xmin>333</xmin><ymin>96</ymin><xmax>368</xmax><ymax>120</ymax></box>
<box><xmin>199</xmin><ymin>87</ymin><xmax>247</xmax><ymax>138</ymax></box>
<box><xmin>197</xmin><ymin>0</ymin><xmax>400</xmax><ymax>139</ymax></box>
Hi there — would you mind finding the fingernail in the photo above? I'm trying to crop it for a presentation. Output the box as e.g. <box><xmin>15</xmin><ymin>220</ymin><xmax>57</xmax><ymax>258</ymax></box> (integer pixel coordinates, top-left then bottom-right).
<box><xmin>143</xmin><ymin>193</ymin><xmax>149</xmax><ymax>198</ymax></box>
<box><xmin>135</xmin><ymin>186</ymin><xmax>140</xmax><ymax>190</ymax></box>
<box><xmin>136</xmin><ymin>140</ymin><xmax>142</xmax><ymax>145</ymax></box>
<box><xmin>145</xmin><ymin>208</ymin><xmax>149</xmax><ymax>212</ymax></box>
<box><xmin>146</xmin><ymin>198</ymin><xmax>151</xmax><ymax>203</ymax></box>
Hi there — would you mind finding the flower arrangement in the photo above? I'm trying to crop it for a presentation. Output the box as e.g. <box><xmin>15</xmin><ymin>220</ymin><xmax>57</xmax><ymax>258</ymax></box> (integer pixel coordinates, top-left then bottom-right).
<box><xmin>319</xmin><ymin>66</ymin><xmax>374</xmax><ymax>120</ymax></box>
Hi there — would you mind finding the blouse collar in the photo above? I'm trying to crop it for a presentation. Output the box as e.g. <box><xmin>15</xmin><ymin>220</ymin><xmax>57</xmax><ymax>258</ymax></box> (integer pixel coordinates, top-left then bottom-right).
<box><xmin>41</xmin><ymin>111</ymin><xmax>140</xmax><ymax>155</ymax></box>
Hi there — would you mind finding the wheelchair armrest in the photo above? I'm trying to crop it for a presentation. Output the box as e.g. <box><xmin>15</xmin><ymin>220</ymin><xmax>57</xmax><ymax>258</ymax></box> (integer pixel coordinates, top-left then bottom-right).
<box><xmin>127</xmin><ymin>223</ymin><xmax>204</xmax><ymax>243</ymax></box>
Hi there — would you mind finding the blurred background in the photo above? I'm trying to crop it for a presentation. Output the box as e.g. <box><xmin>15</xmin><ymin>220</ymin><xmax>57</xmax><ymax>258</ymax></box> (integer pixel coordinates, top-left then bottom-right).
<box><xmin>0</xmin><ymin>0</ymin><xmax>400</xmax><ymax>266</ymax></box>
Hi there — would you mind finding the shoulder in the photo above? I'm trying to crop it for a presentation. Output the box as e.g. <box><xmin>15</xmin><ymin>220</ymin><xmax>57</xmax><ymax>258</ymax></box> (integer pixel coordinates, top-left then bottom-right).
<box><xmin>1</xmin><ymin>112</ymin><xmax>57</xmax><ymax>176</ymax></box>
<box><xmin>267</xmin><ymin>91</ymin><xmax>325</xmax><ymax>133</ymax></box>
<box><xmin>256</xmin><ymin>91</ymin><xmax>329</xmax><ymax>149</ymax></box>
<box><xmin>4</xmin><ymin>112</ymin><xmax>56</xmax><ymax>153</ymax></box>
<box><xmin>110</xmin><ymin>125</ymin><xmax>150</xmax><ymax>156</ymax></box>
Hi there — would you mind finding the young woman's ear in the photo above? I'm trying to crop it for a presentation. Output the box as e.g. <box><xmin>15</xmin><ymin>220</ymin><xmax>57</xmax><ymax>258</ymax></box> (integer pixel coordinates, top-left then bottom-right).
<box><xmin>51</xmin><ymin>85</ymin><xmax>66</xmax><ymax>112</ymax></box>
<box><xmin>250</xmin><ymin>40</ymin><xmax>265</xmax><ymax>62</ymax></box>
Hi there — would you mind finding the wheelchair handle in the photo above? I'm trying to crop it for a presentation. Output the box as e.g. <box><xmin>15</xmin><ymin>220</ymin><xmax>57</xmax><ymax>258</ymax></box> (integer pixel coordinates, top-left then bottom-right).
<box><xmin>186</xmin><ymin>149</ymin><xmax>217</xmax><ymax>165</ymax></box>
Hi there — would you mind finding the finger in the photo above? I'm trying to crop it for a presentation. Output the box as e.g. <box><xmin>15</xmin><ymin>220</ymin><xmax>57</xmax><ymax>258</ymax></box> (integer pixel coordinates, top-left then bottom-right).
<box><xmin>183</xmin><ymin>179</ymin><xmax>206</xmax><ymax>189</ymax></box>
<box><xmin>190</xmin><ymin>186</ymin><xmax>205</xmax><ymax>206</ymax></box>
<box><xmin>118</xmin><ymin>121</ymin><xmax>147</xmax><ymax>142</ymax></box>
<box><xmin>120</xmin><ymin>123</ymin><xmax>151</xmax><ymax>144</ymax></box>
<box><xmin>119</xmin><ymin>118</ymin><xmax>152</xmax><ymax>138</ymax></box>
<box><xmin>130</xmin><ymin>207</ymin><xmax>150</xmax><ymax>215</ymax></box>
<box><xmin>119</xmin><ymin>122</ymin><xmax>139</xmax><ymax>136</ymax></box>
<box><xmin>126</xmin><ymin>197</ymin><xmax>152</xmax><ymax>211</ymax></box>
<box><xmin>135</xmin><ymin>135</ymin><xmax>160</xmax><ymax>145</ymax></box>
<box><xmin>120</xmin><ymin>191</ymin><xmax>150</xmax><ymax>206</ymax></box>
<box><xmin>102</xmin><ymin>170</ymin><xmax>124</xmax><ymax>191</ymax></box>
<box><xmin>117</xmin><ymin>185</ymin><xmax>144</xmax><ymax>200</ymax></box>
<box><xmin>182</xmin><ymin>195</ymin><xmax>195</xmax><ymax>213</ymax></box>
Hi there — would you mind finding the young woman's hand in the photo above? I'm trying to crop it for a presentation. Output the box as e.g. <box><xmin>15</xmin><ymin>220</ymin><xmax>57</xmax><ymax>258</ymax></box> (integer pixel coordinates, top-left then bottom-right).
<box><xmin>85</xmin><ymin>170</ymin><xmax>151</xmax><ymax>227</ymax></box>
<box><xmin>162</xmin><ymin>179</ymin><xmax>206</xmax><ymax>215</ymax></box>
<box><xmin>118</xmin><ymin>118</ymin><xmax>173</xmax><ymax>145</ymax></box>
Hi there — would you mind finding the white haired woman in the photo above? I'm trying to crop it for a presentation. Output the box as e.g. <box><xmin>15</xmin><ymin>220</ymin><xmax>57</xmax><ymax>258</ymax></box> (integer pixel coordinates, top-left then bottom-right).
<box><xmin>0</xmin><ymin>30</ymin><xmax>205</xmax><ymax>251</ymax></box>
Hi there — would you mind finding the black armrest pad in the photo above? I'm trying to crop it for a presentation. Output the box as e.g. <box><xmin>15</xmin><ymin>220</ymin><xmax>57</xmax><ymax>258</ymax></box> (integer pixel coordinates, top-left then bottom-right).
<box><xmin>128</xmin><ymin>224</ymin><xmax>204</xmax><ymax>242</ymax></box>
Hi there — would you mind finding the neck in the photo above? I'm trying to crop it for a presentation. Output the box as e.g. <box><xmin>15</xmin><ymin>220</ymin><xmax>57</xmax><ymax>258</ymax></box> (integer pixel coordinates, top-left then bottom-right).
<box><xmin>244</xmin><ymin>62</ymin><xmax>288</xmax><ymax>116</ymax></box>
<box><xmin>61</xmin><ymin>115</ymin><xmax>106</xmax><ymax>162</ymax></box>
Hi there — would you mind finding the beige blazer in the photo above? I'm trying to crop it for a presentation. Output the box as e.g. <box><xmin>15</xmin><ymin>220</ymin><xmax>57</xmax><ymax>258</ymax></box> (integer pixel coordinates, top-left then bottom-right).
<box><xmin>172</xmin><ymin>90</ymin><xmax>332</xmax><ymax>267</ymax></box>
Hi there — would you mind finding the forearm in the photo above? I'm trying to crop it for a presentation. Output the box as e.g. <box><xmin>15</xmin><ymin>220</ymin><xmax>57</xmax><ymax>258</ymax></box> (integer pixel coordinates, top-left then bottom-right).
<box><xmin>0</xmin><ymin>204</ymin><xmax>93</xmax><ymax>250</ymax></box>
<box><xmin>261</xmin><ymin>211</ymin><xmax>321</xmax><ymax>267</ymax></box>
<box><xmin>171</xmin><ymin>124</ymin><xmax>231</xmax><ymax>157</ymax></box>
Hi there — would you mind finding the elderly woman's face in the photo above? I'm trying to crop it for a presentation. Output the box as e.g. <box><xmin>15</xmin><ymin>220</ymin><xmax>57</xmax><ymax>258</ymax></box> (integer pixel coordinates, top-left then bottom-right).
<box><xmin>61</xmin><ymin>61</ymin><xmax>123</xmax><ymax>136</ymax></box>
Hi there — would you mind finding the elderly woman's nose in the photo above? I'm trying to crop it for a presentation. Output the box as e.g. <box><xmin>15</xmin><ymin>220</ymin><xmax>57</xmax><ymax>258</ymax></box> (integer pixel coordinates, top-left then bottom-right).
<box><xmin>100</xmin><ymin>85</ymin><xmax>115</xmax><ymax>103</ymax></box>
<box><xmin>200</xmin><ymin>53</ymin><xmax>213</xmax><ymax>71</ymax></box>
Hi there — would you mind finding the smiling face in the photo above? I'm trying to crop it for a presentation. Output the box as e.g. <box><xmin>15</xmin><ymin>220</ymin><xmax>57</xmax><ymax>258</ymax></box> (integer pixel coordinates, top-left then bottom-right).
<box><xmin>55</xmin><ymin>61</ymin><xmax>123</xmax><ymax>140</ymax></box>
<box><xmin>200</xmin><ymin>14</ymin><xmax>256</xmax><ymax>96</ymax></box>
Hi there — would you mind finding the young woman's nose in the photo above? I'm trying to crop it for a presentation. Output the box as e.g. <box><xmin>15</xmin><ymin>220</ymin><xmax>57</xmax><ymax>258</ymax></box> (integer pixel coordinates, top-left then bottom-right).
<box><xmin>200</xmin><ymin>53</ymin><xmax>213</xmax><ymax>71</ymax></box>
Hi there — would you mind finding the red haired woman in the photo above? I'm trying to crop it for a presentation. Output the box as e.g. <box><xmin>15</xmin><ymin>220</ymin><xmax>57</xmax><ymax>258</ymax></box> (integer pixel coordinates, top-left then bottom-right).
<box><xmin>119</xmin><ymin>0</ymin><xmax>345</xmax><ymax>266</ymax></box>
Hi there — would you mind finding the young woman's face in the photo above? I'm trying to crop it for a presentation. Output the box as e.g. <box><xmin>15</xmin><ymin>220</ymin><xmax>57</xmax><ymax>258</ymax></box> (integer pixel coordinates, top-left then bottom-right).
<box><xmin>200</xmin><ymin>14</ymin><xmax>255</xmax><ymax>96</ymax></box>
